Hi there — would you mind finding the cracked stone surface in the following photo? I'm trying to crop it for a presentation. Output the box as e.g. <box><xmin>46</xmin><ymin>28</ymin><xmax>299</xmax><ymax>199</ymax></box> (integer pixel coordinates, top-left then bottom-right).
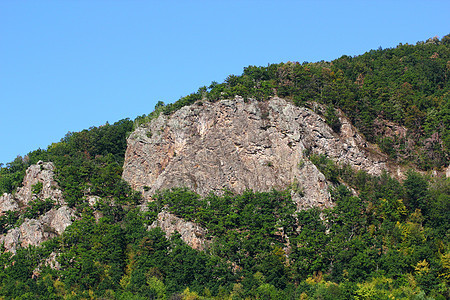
<box><xmin>123</xmin><ymin>97</ymin><xmax>388</xmax><ymax>210</ymax></box>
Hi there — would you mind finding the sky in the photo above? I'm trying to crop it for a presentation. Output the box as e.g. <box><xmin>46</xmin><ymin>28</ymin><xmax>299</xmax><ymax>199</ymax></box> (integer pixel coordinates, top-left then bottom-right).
<box><xmin>1</xmin><ymin>0</ymin><xmax>449</xmax><ymax>165</ymax></box>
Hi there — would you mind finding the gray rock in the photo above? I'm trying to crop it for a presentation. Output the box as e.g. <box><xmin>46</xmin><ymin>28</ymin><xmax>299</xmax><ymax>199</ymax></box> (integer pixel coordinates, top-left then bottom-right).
<box><xmin>123</xmin><ymin>97</ymin><xmax>388</xmax><ymax>210</ymax></box>
<box><xmin>149</xmin><ymin>210</ymin><xmax>209</xmax><ymax>251</ymax></box>
<box><xmin>0</xmin><ymin>193</ymin><xmax>19</xmax><ymax>214</ymax></box>
<box><xmin>1</xmin><ymin>161</ymin><xmax>65</xmax><ymax>216</ymax></box>
<box><xmin>0</xmin><ymin>206</ymin><xmax>75</xmax><ymax>253</ymax></box>
<box><xmin>14</xmin><ymin>161</ymin><xmax>64</xmax><ymax>207</ymax></box>
<box><xmin>40</xmin><ymin>206</ymin><xmax>74</xmax><ymax>235</ymax></box>
<box><xmin>0</xmin><ymin>162</ymin><xmax>74</xmax><ymax>253</ymax></box>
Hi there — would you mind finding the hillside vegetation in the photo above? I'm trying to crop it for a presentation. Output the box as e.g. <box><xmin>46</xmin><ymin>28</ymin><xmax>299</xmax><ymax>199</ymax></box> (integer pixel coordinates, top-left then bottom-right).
<box><xmin>0</xmin><ymin>36</ymin><xmax>449</xmax><ymax>299</ymax></box>
<box><xmin>137</xmin><ymin>35</ymin><xmax>449</xmax><ymax>170</ymax></box>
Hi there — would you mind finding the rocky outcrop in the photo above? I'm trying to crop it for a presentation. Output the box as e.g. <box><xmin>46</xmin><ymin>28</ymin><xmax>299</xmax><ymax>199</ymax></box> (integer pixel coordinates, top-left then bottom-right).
<box><xmin>123</xmin><ymin>97</ymin><xmax>388</xmax><ymax>209</ymax></box>
<box><xmin>16</xmin><ymin>161</ymin><xmax>65</xmax><ymax>206</ymax></box>
<box><xmin>0</xmin><ymin>161</ymin><xmax>64</xmax><ymax>216</ymax></box>
<box><xmin>149</xmin><ymin>210</ymin><xmax>209</xmax><ymax>251</ymax></box>
<box><xmin>0</xmin><ymin>161</ymin><xmax>74</xmax><ymax>253</ymax></box>
<box><xmin>0</xmin><ymin>193</ymin><xmax>19</xmax><ymax>213</ymax></box>
<box><xmin>0</xmin><ymin>206</ymin><xmax>74</xmax><ymax>253</ymax></box>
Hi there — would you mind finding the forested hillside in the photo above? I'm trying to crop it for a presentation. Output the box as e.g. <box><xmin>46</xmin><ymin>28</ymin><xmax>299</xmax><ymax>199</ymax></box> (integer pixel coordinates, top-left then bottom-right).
<box><xmin>0</xmin><ymin>36</ymin><xmax>449</xmax><ymax>299</ymax></box>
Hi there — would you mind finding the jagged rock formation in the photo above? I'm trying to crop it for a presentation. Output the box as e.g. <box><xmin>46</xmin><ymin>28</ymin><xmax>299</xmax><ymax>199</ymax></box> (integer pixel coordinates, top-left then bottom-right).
<box><xmin>0</xmin><ymin>161</ymin><xmax>74</xmax><ymax>253</ymax></box>
<box><xmin>123</xmin><ymin>97</ymin><xmax>388</xmax><ymax>209</ymax></box>
<box><xmin>0</xmin><ymin>206</ymin><xmax>74</xmax><ymax>253</ymax></box>
<box><xmin>0</xmin><ymin>193</ymin><xmax>18</xmax><ymax>213</ymax></box>
<box><xmin>149</xmin><ymin>210</ymin><xmax>209</xmax><ymax>251</ymax></box>
<box><xmin>0</xmin><ymin>161</ymin><xmax>64</xmax><ymax>213</ymax></box>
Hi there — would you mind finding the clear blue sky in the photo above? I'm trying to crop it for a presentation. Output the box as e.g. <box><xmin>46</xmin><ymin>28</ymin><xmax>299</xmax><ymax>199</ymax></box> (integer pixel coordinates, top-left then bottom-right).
<box><xmin>1</xmin><ymin>0</ymin><xmax>449</xmax><ymax>165</ymax></box>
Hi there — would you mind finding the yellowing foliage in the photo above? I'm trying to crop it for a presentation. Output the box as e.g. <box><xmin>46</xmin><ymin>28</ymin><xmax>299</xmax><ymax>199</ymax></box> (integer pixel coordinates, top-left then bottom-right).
<box><xmin>439</xmin><ymin>250</ymin><xmax>450</xmax><ymax>282</ymax></box>
<box><xmin>415</xmin><ymin>259</ymin><xmax>430</xmax><ymax>276</ymax></box>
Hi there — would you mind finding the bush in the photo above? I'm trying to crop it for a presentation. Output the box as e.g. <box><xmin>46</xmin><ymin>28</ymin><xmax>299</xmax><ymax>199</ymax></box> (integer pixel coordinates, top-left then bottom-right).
<box><xmin>23</xmin><ymin>198</ymin><xmax>55</xmax><ymax>219</ymax></box>
<box><xmin>31</xmin><ymin>182</ymin><xmax>43</xmax><ymax>194</ymax></box>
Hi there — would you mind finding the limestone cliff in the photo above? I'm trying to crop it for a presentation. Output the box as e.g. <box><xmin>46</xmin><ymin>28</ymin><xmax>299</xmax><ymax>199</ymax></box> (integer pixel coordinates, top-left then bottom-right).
<box><xmin>123</xmin><ymin>97</ymin><xmax>389</xmax><ymax>210</ymax></box>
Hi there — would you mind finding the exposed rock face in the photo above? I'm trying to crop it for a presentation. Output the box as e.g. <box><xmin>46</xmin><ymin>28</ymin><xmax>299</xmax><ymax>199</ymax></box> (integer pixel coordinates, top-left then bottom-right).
<box><xmin>0</xmin><ymin>161</ymin><xmax>74</xmax><ymax>253</ymax></box>
<box><xmin>0</xmin><ymin>206</ymin><xmax>74</xmax><ymax>253</ymax></box>
<box><xmin>123</xmin><ymin>97</ymin><xmax>388</xmax><ymax>209</ymax></box>
<box><xmin>149</xmin><ymin>210</ymin><xmax>209</xmax><ymax>251</ymax></box>
<box><xmin>16</xmin><ymin>161</ymin><xmax>65</xmax><ymax>206</ymax></box>
<box><xmin>0</xmin><ymin>161</ymin><xmax>64</xmax><ymax>216</ymax></box>
<box><xmin>0</xmin><ymin>193</ymin><xmax>18</xmax><ymax>213</ymax></box>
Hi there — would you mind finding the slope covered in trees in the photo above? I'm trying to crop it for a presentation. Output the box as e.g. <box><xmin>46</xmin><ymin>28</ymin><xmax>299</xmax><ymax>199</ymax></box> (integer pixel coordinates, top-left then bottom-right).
<box><xmin>0</xmin><ymin>36</ymin><xmax>449</xmax><ymax>299</ymax></box>
<box><xmin>0</xmin><ymin>167</ymin><xmax>448</xmax><ymax>299</ymax></box>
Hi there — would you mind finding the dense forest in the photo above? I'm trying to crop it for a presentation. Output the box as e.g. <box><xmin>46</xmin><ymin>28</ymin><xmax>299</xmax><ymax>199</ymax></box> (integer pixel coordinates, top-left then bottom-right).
<box><xmin>0</xmin><ymin>36</ymin><xmax>449</xmax><ymax>299</ymax></box>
